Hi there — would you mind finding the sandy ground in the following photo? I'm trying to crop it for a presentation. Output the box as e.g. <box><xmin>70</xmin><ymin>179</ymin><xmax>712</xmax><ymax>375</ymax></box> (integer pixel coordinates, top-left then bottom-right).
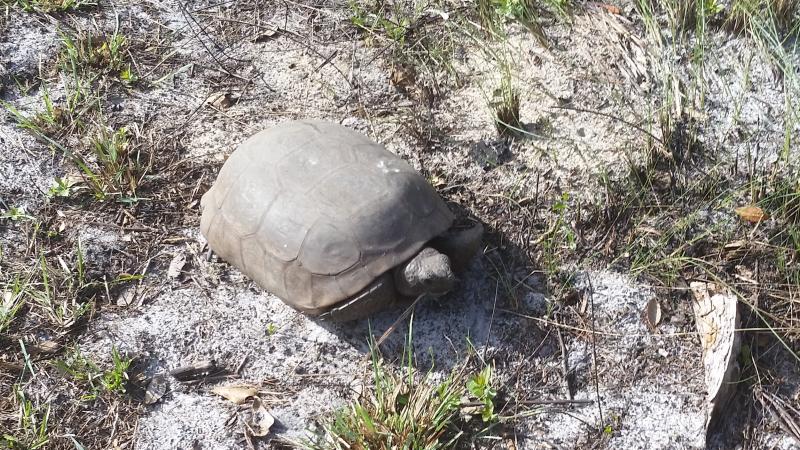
<box><xmin>81</xmin><ymin>254</ymin><xmax>707</xmax><ymax>448</ymax></box>
<box><xmin>2</xmin><ymin>0</ymin><xmax>800</xmax><ymax>449</ymax></box>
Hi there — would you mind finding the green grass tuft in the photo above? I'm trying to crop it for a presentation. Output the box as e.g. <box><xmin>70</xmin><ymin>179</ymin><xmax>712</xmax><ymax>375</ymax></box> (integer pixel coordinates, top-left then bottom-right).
<box><xmin>60</xmin><ymin>31</ymin><xmax>136</xmax><ymax>83</ymax></box>
<box><xmin>81</xmin><ymin>126</ymin><xmax>144</xmax><ymax>201</ymax></box>
<box><xmin>1</xmin><ymin>386</ymin><xmax>51</xmax><ymax>450</ymax></box>
<box><xmin>300</xmin><ymin>321</ymin><xmax>499</xmax><ymax>449</ymax></box>
<box><xmin>53</xmin><ymin>346</ymin><xmax>132</xmax><ymax>401</ymax></box>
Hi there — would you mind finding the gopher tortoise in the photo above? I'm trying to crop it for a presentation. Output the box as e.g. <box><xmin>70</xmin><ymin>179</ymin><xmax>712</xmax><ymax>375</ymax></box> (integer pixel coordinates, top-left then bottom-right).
<box><xmin>199</xmin><ymin>119</ymin><xmax>483</xmax><ymax>322</ymax></box>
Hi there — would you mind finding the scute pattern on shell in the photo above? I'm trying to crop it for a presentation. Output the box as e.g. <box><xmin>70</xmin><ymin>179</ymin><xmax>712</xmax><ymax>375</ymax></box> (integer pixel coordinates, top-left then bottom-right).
<box><xmin>200</xmin><ymin>120</ymin><xmax>454</xmax><ymax>314</ymax></box>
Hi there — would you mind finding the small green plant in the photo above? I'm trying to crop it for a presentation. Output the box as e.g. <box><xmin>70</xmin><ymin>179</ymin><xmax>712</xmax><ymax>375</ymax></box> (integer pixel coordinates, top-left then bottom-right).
<box><xmin>301</xmin><ymin>321</ymin><xmax>496</xmax><ymax>449</ymax></box>
<box><xmin>316</xmin><ymin>351</ymin><xmax>464</xmax><ymax>447</ymax></box>
<box><xmin>28</xmin><ymin>86</ymin><xmax>62</xmax><ymax>131</ymax></box>
<box><xmin>2</xmin><ymin>81</ymin><xmax>90</xmax><ymax>139</ymax></box>
<box><xmin>47</xmin><ymin>177</ymin><xmax>77</xmax><ymax>198</ymax></box>
<box><xmin>348</xmin><ymin>0</ymin><xmax>371</xmax><ymax>29</ymax></box>
<box><xmin>60</xmin><ymin>31</ymin><xmax>134</xmax><ymax>82</ymax></box>
<box><xmin>762</xmin><ymin>179</ymin><xmax>800</xmax><ymax>225</ymax></box>
<box><xmin>466</xmin><ymin>365</ymin><xmax>498</xmax><ymax>423</ymax></box>
<box><xmin>347</xmin><ymin>0</ymin><xmax>410</xmax><ymax>44</ymax></box>
<box><xmin>101</xmin><ymin>347</ymin><xmax>132</xmax><ymax>393</ymax></box>
<box><xmin>704</xmin><ymin>0</ymin><xmax>725</xmax><ymax>15</ymax></box>
<box><xmin>9</xmin><ymin>237</ymin><xmax>142</xmax><ymax>335</ymax></box>
<box><xmin>479</xmin><ymin>0</ymin><xmax>531</xmax><ymax>34</ymax></box>
<box><xmin>17</xmin><ymin>240</ymin><xmax>97</xmax><ymax>329</ymax></box>
<box><xmin>119</xmin><ymin>65</ymin><xmax>138</xmax><ymax>85</ymax></box>
<box><xmin>53</xmin><ymin>346</ymin><xmax>131</xmax><ymax>401</ymax></box>
<box><xmin>539</xmin><ymin>192</ymin><xmax>578</xmax><ymax>275</ymax></box>
<box><xmin>1</xmin><ymin>386</ymin><xmax>50</xmax><ymax>450</ymax></box>
<box><xmin>266</xmin><ymin>323</ymin><xmax>277</xmax><ymax>336</ymax></box>
<box><xmin>81</xmin><ymin>126</ymin><xmax>140</xmax><ymax>200</ymax></box>
<box><xmin>494</xmin><ymin>0</ymin><xmax>532</xmax><ymax>18</ymax></box>
<box><xmin>555</xmin><ymin>193</ymin><xmax>578</xmax><ymax>250</ymax></box>
<box><xmin>2</xmin><ymin>88</ymin><xmax>58</xmax><ymax>136</ymax></box>
<box><xmin>478</xmin><ymin>0</ymin><xmax>565</xmax><ymax>42</ymax></box>
<box><xmin>5</xmin><ymin>97</ymin><xmax>144</xmax><ymax>202</ymax></box>
<box><xmin>34</xmin><ymin>254</ymin><xmax>90</xmax><ymax>328</ymax></box>
<box><xmin>347</xmin><ymin>0</ymin><xmax>467</xmax><ymax>97</ymax></box>
<box><xmin>0</xmin><ymin>206</ymin><xmax>35</xmax><ymax>222</ymax></box>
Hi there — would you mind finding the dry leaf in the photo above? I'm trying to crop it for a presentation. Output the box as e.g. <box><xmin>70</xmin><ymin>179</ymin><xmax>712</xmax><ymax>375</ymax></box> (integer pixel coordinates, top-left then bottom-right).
<box><xmin>31</xmin><ymin>340</ymin><xmax>61</xmax><ymax>354</ymax></box>
<box><xmin>723</xmin><ymin>240</ymin><xmax>747</xmax><ymax>251</ymax></box>
<box><xmin>390</xmin><ymin>64</ymin><xmax>416</xmax><ymax>88</ymax></box>
<box><xmin>245</xmin><ymin>396</ymin><xmax>274</xmax><ymax>437</ymax></box>
<box><xmin>212</xmin><ymin>384</ymin><xmax>258</xmax><ymax>405</ymax></box>
<box><xmin>735</xmin><ymin>205</ymin><xmax>768</xmax><ymax>223</ymax></box>
<box><xmin>167</xmin><ymin>253</ymin><xmax>187</xmax><ymax>279</ymax></box>
<box><xmin>424</xmin><ymin>8</ymin><xmax>449</xmax><ymax>21</ymax></box>
<box><xmin>429</xmin><ymin>174</ymin><xmax>446</xmax><ymax>188</ymax></box>
<box><xmin>643</xmin><ymin>298</ymin><xmax>662</xmax><ymax>330</ymax></box>
<box><xmin>116</xmin><ymin>285</ymin><xmax>137</xmax><ymax>307</ymax></box>
<box><xmin>206</xmin><ymin>92</ymin><xmax>236</xmax><ymax>110</ymax></box>
<box><xmin>0</xmin><ymin>361</ymin><xmax>23</xmax><ymax>373</ymax></box>
<box><xmin>690</xmin><ymin>281</ymin><xmax>741</xmax><ymax>433</ymax></box>
<box><xmin>595</xmin><ymin>2</ymin><xmax>621</xmax><ymax>14</ymax></box>
<box><xmin>2</xmin><ymin>290</ymin><xmax>13</xmax><ymax>308</ymax></box>
<box><xmin>636</xmin><ymin>225</ymin><xmax>662</xmax><ymax>236</ymax></box>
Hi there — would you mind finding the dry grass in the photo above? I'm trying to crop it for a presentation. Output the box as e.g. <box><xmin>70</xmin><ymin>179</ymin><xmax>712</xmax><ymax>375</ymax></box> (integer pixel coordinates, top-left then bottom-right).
<box><xmin>492</xmin><ymin>69</ymin><xmax>522</xmax><ymax>138</ymax></box>
<box><xmin>725</xmin><ymin>0</ymin><xmax>800</xmax><ymax>33</ymax></box>
<box><xmin>0</xmin><ymin>3</ymin><xmax>207</xmax><ymax>448</ymax></box>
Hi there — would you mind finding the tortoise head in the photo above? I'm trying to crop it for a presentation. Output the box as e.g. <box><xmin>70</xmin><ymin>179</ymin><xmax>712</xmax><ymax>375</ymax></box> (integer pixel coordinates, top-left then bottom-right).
<box><xmin>394</xmin><ymin>247</ymin><xmax>456</xmax><ymax>297</ymax></box>
<box><xmin>394</xmin><ymin>221</ymin><xmax>484</xmax><ymax>298</ymax></box>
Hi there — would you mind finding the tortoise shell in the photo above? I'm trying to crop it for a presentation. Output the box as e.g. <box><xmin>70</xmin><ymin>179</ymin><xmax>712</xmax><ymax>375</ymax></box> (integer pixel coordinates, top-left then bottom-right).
<box><xmin>199</xmin><ymin>120</ymin><xmax>454</xmax><ymax>314</ymax></box>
